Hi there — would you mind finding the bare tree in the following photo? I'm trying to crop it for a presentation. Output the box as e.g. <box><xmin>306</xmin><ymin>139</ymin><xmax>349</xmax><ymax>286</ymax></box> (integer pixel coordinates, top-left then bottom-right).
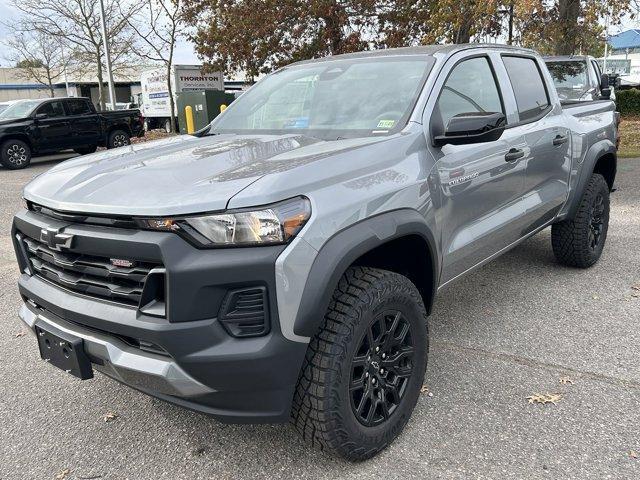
<box><xmin>2</xmin><ymin>26</ymin><xmax>72</xmax><ymax>97</ymax></box>
<box><xmin>123</xmin><ymin>0</ymin><xmax>184</xmax><ymax>132</ymax></box>
<box><xmin>10</xmin><ymin>0</ymin><xmax>140</xmax><ymax>109</ymax></box>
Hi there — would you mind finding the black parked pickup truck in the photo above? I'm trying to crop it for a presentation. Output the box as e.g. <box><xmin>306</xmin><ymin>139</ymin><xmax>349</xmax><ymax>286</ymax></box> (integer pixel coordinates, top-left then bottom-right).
<box><xmin>0</xmin><ymin>97</ymin><xmax>144</xmax><ymax>169</ymax></box>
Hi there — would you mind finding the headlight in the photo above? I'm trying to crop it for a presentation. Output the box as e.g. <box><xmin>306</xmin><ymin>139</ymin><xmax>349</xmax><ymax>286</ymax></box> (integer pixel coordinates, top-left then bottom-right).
<box><xmin>137</xmin><ymin>196</ymin><xmax>311</xmax><ymax>247</ymax></box>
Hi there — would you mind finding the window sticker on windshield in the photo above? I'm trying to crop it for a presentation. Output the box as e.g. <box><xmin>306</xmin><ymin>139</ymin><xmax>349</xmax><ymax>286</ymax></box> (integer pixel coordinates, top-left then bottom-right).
<box><xmin>283</xmin><ymin>117</ymin><xmax>309</xmax><ymax>129</ymax></box>
<box><xmin>377</xmin><ymin>119</ymin><xmax>395</xmax><ymax>129</ymax></box>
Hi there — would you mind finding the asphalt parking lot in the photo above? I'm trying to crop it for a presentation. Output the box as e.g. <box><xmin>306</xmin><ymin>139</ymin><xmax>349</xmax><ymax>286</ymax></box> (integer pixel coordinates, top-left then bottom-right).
<box><xmin>1</xmin><ymin>155</ymin><xmax>638</xmax><ymax>480</ymax></box>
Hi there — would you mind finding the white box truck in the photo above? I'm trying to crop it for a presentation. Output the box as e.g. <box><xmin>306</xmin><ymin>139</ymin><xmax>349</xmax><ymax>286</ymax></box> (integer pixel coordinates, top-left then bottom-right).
<box><xmin>140</xmin><ymin>65</ymin><xmax>224</xmax><ymax>132</ymax></box>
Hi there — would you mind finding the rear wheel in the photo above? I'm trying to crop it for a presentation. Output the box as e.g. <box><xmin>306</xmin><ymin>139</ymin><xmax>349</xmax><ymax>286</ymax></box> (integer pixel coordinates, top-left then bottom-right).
<box><xmin>107</xmin><ymin>130</ymin><xmax>130</xmax><ymax>149</ymax></box>
<box><xmin>551</xmin><ymin>173</ymin><xmax>610</xmax><ymax>268</ymax></box>
<box><xmin>164</xmin><ymin>118</ymin><xmax>173</xmax><ymax>133</ymax></box>
<box><xmin>291</xmin><ymin>266</ymin><xmax>428</xmax><ymax>460</ymax></box>
<box><xmin>1</xmin><ymin>139</ymin><xmax>31</xmax><ymax>169</ymax></box>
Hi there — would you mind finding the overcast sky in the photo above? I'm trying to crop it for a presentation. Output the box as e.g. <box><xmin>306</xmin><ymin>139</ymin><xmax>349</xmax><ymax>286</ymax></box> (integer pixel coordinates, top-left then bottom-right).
<box><xmin>0</xmin><ymin>0</ymin><xmax>637</xmax><ymax>69</ymax></box>
<box><xmin>0</xmin><ymin>0</ymin><xmax>200</xmax><ymax>67</ymax></box>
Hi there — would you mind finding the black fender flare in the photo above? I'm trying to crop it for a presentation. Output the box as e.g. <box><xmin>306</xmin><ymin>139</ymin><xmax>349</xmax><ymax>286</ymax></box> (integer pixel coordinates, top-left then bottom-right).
<box><xmin>563</xmin><ymin>140</ymin><xmax>616</xmax><ymax>220</ymax></box>
<box><xmin>293</xmin><ymin>209</ymin><xmax>440</xmax><ymax>338</ymax></box>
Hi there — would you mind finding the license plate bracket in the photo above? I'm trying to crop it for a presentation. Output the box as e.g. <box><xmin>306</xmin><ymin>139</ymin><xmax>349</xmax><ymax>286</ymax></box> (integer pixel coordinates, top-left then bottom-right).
<box><xmin>35</xmin><ymin>320</ymin><xmax>93</xmax><ymax>380</ymax></box>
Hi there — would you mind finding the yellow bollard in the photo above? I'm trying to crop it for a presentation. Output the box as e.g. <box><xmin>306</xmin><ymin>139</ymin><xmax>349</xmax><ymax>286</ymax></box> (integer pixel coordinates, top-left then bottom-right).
<box><xmin>185</xmin><ymin>105</ymin><xmax>195</xmax><ymax>134</ymax></box>
<box><xmin>220</xmin><ymin>104</ymin><xmax>227</xmax><ymax>113</ymax></box>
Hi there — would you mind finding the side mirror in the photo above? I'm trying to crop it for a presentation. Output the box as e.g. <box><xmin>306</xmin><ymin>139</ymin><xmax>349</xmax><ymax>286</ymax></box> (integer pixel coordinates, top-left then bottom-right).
<box><xmin>600</xmin><ymin>73</ymin><xmax>610</xmax><ymax>90</ymax></box>
<box><xmin>434</xmin><ymin>112</ymin><xmax>506</xmax><ymax>147</ymax></box>
<box><xmin>35</xmin><ymin>113</ymin><xmax>48</xmax><ymax>120</ymax></box>
<box><xmin>600</xmin><ymin>87</ymin><xmax>612</xmax><ymax>100</ymax></box>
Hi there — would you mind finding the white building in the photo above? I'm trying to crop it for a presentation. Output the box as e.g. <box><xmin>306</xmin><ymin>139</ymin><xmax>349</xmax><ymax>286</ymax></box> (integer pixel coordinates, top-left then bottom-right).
<box><xmin>0</xmin><ymin>67</ymin><xmax>144</xmax><ymax>106</ymax></box>
<box><xmin>603</xmin><ymin>29</ymin><xmax>640</xmax><ymax>75</ymax></box>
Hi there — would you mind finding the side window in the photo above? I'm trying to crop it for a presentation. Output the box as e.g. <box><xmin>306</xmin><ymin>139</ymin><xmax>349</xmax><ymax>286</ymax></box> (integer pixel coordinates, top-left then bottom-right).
<box><xmin>36</xmin><ymin>101</ymin><xmax>65</xmax><ymax>118</ymax></box>
<box><xmin>66</xmin><ymin>99</ymin><xmax>92</xmax><ymax>115</ymax></box>
<box><xmin>502</xmin><ymin>56</ymin><xmax>550</xmax><ymax>122</ymax></box>
<box><xmin>435</xmin><ymin>57</ymin><xmax>503</xmax><ymax>129</ymax></box>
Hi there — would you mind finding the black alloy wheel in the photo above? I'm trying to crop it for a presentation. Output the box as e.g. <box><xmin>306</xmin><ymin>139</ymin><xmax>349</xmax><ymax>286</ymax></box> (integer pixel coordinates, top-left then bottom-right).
<box><xmin>350</xmin><ymin>310</ymin><xmax>414</xmax><ymax>427</ymax></box>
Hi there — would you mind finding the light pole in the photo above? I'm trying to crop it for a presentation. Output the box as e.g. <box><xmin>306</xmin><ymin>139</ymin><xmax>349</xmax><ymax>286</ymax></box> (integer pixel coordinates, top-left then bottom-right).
<box><xmin>99</xmin><ymin>0</ymin><xmax>117</xmax><ymax>110</ymax></box>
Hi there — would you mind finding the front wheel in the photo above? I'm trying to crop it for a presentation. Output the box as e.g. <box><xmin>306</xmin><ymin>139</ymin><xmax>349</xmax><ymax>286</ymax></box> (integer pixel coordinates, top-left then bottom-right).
<box><xmin>0</xmin><ymin>139</ymin><xmax>31</xmax><ymax>169</ymax></box>
<box><xmin>551</xmin><ymin>173</ymin><xmax>610</xmax><ymax>268</ymax></box>
<box><xmin>107</xmin><ymin>130</ymin><xmax>130</xmax><ymax>149</ymax></box>
<box><xmin>291</xmin><ymin>267</ymin><xmax>428</xmax><ymax>460</ymax></box>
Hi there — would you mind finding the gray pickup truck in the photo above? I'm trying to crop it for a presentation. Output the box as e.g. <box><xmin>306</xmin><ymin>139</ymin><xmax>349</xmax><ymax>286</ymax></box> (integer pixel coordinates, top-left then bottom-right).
<box><xmin>12</xmin><ymin>44</ymin><xmax>618</xmax><ymax>460</ymax></box>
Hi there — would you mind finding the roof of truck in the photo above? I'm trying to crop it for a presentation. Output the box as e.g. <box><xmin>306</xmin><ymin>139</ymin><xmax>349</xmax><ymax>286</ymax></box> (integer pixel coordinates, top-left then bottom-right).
<box><xmin>287</xmin><ymin>43</ymin><xmax>537</xmax><ymax>67</ymax></box>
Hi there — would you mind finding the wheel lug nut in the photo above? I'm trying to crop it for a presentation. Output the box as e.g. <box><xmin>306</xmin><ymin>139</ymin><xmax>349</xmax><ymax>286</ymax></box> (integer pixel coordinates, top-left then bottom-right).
<box><xmin>375</xmin><ymin>346</ymin><xmax>380</xmax><ymax>353</ymax></box>
<box><xmin>372</xmin><ymin>378</ymin><xmax>377</xmax><ymax>385</ymax></box>
<box><xmin>381</xmin><ymin>353</ymin><xmax>386</xmax><ymax>359</ymax></box>
<box><xmin>380</xmin><ymin>368</ymin><xmax>384</xmax><ymax>374</ymax></box>
<box><xmin>365</xmin><ymin>372</ymin><xmax>369</xmax><ymax>378</ymax></box>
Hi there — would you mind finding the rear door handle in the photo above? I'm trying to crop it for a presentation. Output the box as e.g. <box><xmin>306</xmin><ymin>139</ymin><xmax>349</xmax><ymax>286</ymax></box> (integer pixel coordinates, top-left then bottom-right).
<box><xmin>504</xmin><ymin>148</ymin><xmax>524</xmax><ymax>162</ymax></box>
<box><xmin>553</xmin><ymin>135</ymin><xmax>569</xmax><ymax>146</ymax></box>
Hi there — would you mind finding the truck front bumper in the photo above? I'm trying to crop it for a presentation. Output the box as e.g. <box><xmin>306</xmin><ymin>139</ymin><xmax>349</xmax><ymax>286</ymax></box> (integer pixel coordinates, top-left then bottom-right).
<box><xmin>13</xmin><ymin>210</ymin><xmax>309</xmax><ymax>423</ymax></box>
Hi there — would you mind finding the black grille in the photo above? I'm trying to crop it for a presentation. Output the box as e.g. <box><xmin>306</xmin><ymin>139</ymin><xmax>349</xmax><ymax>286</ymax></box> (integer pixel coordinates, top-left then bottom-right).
<box><xmin>22</xmin><ymin>235</ymin><xmax>160</xmax><ymax>307</ymax></box>
<box><xmin>218</xmin><ymin>287</ymin><xmax>269</xmax><ymax>337</ymax></box>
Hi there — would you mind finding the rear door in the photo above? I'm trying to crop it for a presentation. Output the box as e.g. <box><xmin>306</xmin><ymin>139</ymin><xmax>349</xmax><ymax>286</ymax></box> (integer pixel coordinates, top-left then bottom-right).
<box><xmin>64</xmin><ymin>99</ymin><xmax>101</xmax><ymax>148</ymax></box>
<box><xmin>32</xmin><ymin>100</ymin><xmax>70</xmax><ymax>151</ymax></box>
<box><xmin>500</xmin><ymin>55</ymin><xmax>571</xmax><ymax>233</ymax></box>
<box><xmin>425</xmin><ymin>52</ymin><xmax>528</xmax><ymax>284</ymax></box>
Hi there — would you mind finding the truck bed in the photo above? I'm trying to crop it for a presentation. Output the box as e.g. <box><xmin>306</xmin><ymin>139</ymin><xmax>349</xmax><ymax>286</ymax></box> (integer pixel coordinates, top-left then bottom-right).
<box><xmin>560</xmin><ymin>99</ymin><xmax>616</xmax><ymax>117</ymax></box>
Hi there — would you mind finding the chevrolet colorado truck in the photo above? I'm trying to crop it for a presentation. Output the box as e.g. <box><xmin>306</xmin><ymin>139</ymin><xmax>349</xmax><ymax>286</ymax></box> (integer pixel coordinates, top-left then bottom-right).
<box><xmin>545</xmin><ymin>55</ymin><xmax>614</xmax><ymax>101</ymax></box>
<box><xmin>0</xmin><ymin>97</ymin><xmax>144</xmax><ymax>170</ymax></box>
<box><xmin>12</xmin><ymin>45</ymin><xmax>617</xmax><ymax>460</ymax></box>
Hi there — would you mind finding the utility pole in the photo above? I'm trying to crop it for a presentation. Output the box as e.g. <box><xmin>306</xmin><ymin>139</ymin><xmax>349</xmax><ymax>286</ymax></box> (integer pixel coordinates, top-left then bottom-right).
<box><xmin>603</xmin><ymin>14</ymin><xmax>609</xmax><ymax>73</ymax></box>
<box><xmin>99</xmin><ymin>0</ymin><xmax>117</xmax><ymax>110</ymax></box>
<box><xmin>507</xmin><ymin>1</ymin><xmax>514</xmax><ymax>46</ymax></box>
<box><xmin>499</xmin><ymin>2</ymin><xmax>514</xmax><ymax>45</ymax></box>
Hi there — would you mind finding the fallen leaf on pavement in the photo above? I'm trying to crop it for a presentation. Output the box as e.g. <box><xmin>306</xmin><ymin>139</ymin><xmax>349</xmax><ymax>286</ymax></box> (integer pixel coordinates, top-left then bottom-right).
<box><xmin>559</xmin><ymin>376</ymin><xmax>574</xmax><ymax>385</ymax></box>
<box><xmin>527</xmin><ymin>393</ymin><xmax>563</xmax><ymax>405</ymax></box>
<box><xmin>420</xmin><ymin>385</ymin><xmax>429</xmax><ymax>393</ymax></box>
<box><xmin>14</xmin><ymin>330</ymin><xmax>27</xmax><ymax>338</ymax></box>
<box><xmin>630</xmin><ymin>451</ymin><xmax>638</xmax><ymax>459</ymax></box>
<box><xmin>55</xmin><ymin>468</ymin><xmax>71</xmax><ymax>480</ymax></box>
<box><xmin>102</xmin><ymin>412</ymin><xmax>118</xmax><ymax>422</ymax></box>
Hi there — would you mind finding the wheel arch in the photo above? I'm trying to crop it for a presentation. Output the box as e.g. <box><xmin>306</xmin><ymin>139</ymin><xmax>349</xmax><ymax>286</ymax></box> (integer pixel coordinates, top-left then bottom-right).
<box><xmin>293</xmin><ymin>209</ymin><xmax>439</xmax><ymax>338</ymax></box>
<box><xmin>1</xmin><ymin>134</ymin><xmax>33</xmax><ymax>150</ymax></box>
<box><xmin>107</xmin><ymin>124</ymin><xmax>132</xmax><ymax>137</ymax></box>
<box><xmin>564</xmin><ymin>140</ymin><xmax>616</xmax><ymax>220</ymax></box>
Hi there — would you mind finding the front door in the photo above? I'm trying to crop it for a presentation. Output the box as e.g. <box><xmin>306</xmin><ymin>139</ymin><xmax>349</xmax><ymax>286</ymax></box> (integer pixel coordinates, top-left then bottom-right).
<box><xmin>427</xmin><ymin>55</ymin><xmax>528</xmax><ymax>284</ymax></box>
<box><xmin>32</xmin><ymin>100</ymin><xmax>70</xmax><ymax>152</ymax></box>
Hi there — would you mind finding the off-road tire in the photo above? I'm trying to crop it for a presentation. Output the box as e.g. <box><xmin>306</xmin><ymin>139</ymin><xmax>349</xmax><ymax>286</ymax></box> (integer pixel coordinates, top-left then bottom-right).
<box><xmin>291</xmin><ymin>266</ymin><xmax>428</xmax><ymax>461</ymax></box>
<box><xmin>0</xmin><ymin>139</ymin><xmax>31</xmax><ymax>169</ymax></box>
<box><xmin>74</xmin><ymin>145</ymin><xmax>98</xmax><ymax>155</ymax></box>
<box><xmin>552</xmin><ymin>173</ymin><xmax>610</xmax><ymax>268</ymax></box>
<box><xmin>107</xmin><ymin>130</ymin><xmax>130</xmax><ymax>149</ymax></box>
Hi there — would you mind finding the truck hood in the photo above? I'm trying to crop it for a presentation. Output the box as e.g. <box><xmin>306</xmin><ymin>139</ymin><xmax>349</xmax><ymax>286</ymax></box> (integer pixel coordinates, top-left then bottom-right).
<box><xmin>23</xmin><ymin>133</ymin><xmax>386</xmax><ymax>216</ymax></box>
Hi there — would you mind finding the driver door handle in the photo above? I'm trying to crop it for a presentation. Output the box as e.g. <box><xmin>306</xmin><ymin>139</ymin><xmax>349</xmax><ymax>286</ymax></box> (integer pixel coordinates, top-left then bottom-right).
<box><xmin>504</xmin><ymin>148</ymin><xmax>524</xmax><ymax>162</ymax></box>
<box><xmin>553</xmin><ymin>134</ymin><xmax>569</xmax><ymax>146</ymax></box>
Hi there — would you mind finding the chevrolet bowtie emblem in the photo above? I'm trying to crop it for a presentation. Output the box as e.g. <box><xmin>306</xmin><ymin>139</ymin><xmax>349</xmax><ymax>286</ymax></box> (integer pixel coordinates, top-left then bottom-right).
<box><xmin>40</xmin><ymin>227</ymin><xmax>74</xmax><ymax>251</ymax></box>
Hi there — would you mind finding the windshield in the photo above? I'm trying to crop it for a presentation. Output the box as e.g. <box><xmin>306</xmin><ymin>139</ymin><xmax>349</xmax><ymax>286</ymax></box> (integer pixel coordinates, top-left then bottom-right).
<box><xmin>0</xmin><ymin>100</ymin><xmax>42</xmax><ymax>120</ymax></box>
<box><xmin>546</xmin><ymin>61</ymin><xmax>589</xmax><ymax>99</ymax></box>
<box><xmin>210</xmin><ymin>55</ymin><xmax>434</xmax><ymax>140</ymax></box>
